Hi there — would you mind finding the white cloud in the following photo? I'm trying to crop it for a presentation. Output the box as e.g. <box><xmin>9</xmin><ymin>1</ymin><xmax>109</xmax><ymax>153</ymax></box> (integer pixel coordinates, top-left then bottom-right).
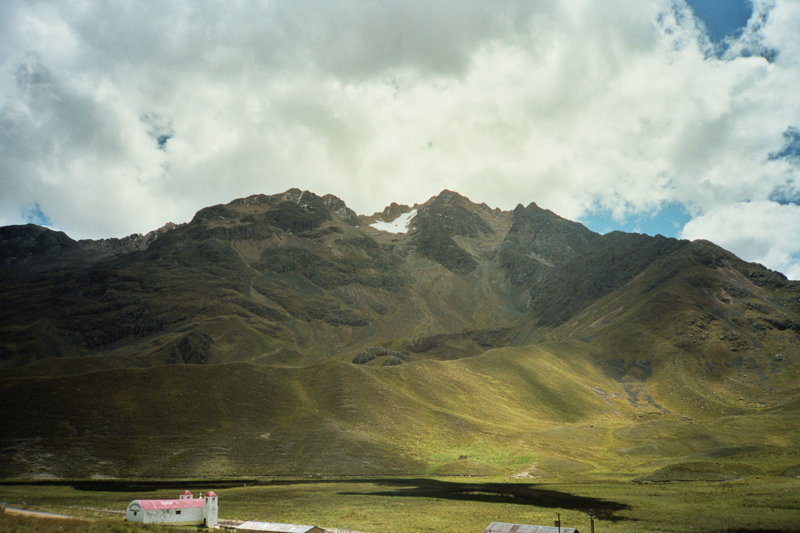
<box><xmin>680</xmin><ymin>201</ymin><xmax>800</xmax><ymax>280</ymax></box>
<box><xmin>1</xmin><ymin>0</ymin><xmax>800</xmax><ymax>277</ymax></box>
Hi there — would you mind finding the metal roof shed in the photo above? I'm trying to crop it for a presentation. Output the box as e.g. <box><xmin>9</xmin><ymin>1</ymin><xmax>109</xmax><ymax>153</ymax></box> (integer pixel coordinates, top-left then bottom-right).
<box><xmin>236</xmin><ymin>522</ymin><xmax>325</xmax><ymax>533</ymax></box>
<box><xmin>483</xmin><ymin>522</ymin><xmax>580</xmax><ymax>533</ymax></box>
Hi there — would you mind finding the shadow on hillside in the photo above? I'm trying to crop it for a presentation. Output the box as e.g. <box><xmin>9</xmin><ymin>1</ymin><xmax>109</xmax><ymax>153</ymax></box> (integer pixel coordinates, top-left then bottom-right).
<box><xmin>339</xmin><ymin>479</ymin><xmax>631</xmax><ymax>521</ymax></box>
<box><xmin>721</xmin><ymin>530</ymin><xmax>800</xmax><ymax>533</ymax></box>
<box><xmin>0</xmin><ymin>479</ymin><xmax>261</xmax><ymax>493</ymax></box>
<box><xmin>0</xmin><ymin>478</ymin><xmax>630</xmax><ymax>521</ymax></box>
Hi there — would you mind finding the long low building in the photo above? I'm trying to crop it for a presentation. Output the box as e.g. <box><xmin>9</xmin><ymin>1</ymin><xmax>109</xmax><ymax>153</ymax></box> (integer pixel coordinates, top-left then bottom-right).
<box><xmin>483</xmin><ymin>522</ymin><xmax>580</xmax><ymax>533</ymax></box>
<box><xmin>126</xmin><ymin>490</ymin><xmax>218</xmax><ymax>528</ymax></box>
<box><xmin>236</xmin><ymin>521</ymin><xmax>325</xmax><ymax>533</ymax></box>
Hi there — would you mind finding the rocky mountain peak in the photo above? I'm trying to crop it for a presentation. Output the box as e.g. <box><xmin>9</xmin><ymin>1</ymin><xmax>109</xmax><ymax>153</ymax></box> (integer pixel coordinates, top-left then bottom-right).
<box><xmin>428</xmin><ymin>189</ymin><xmax>466</xmax><ymax>205</ymax></box>
<box><xmin>0</xmin><ymin>224</ymin><xmax>80</xmax><ymax>268</ymax></box>
<box><xmin>413</xmin><ymin>190</ymin><xmax>493</xmax><ymax>237</ymax></box>
<box><xmin>321</xmin><ymin>194</ymin><xmax>360</xmax><ymax>225</ymax></box>
<box><xmin>78</xmin><ymin>222</ymin><xmax>182</xmax><ymax>254</ymax></box>
<box><xmin>499</xmin><ymin>202</ymin><xmax>598</xmax><ymax>288</ymax></box>
<box><xmin>404</xmin><ymin>191</ymin><xmax>499</xmax><ymax>275</ymax></box>
<box><xmin>189</xmin><ymin>189</ymin><xmax>362</xmax><ymax>236</ymax></box>
<box><xmin>3</xmin><ymin>188</ymin><xmax>799</xmax><ymax>370</ymax></box>
<box><xmin>507</xmin><ymin>202</ymin><xmax>597</xmax><ymax>257</ymax></box>
<box><xmin>375</xmin><ymin>202</ymin><xmax>413</xmax><ymax>223</ymax></box>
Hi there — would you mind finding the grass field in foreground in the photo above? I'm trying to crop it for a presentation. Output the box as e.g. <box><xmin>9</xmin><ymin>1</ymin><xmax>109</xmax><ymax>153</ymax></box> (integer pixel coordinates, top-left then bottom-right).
<box><xmin>2</xmin><ymin>476</ymin><xmax>800</xmax><ymax>533</ymax></box>
<box><xmin>0</xmin><ymin>513</ymin><xmax>160</xmax><ymax>533</ymax></box>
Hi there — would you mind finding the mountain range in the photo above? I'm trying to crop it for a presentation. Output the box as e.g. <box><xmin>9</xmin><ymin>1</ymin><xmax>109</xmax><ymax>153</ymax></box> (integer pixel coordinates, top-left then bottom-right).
<box><xmin>1</xmin><ymin>189</ymin><xmax>799</xmax><ymax>480</ymax></box>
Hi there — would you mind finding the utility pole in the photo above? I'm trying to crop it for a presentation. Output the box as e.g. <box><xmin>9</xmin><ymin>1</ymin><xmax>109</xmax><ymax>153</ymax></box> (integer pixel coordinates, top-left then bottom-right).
<box><xmin>587</xmin><ymin>509</ymin><xmax>596</xmax><ymax>533</ymax></box>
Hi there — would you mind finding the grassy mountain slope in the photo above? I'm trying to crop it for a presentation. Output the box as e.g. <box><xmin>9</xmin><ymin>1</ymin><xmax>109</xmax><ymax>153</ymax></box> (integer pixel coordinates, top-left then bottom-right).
<box><xmin>3</xmin><ymin>342</ymin><xmax>798</xmax><ymax>480</ymax></box>
<box><xmin>2</xmin><ymin>188</ymin><xmax>800</xmax><ymax>480</ymax></box>
<box><xmin>0</xmin><ymin>344</ymin><xmax>651</xmax><ymax>478</ymax></box>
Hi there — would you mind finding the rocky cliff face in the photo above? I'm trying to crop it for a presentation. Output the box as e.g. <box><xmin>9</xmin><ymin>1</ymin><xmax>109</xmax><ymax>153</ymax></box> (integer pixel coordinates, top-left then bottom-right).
<box><xmin>409</xmin><ymin>190</ymin><xmax>496</xmax><ymax>275</ymax></box>
<box><xmin>497</xmin><ymin>202</ymin><xmax>599</xmax><ymax>309</ymax></box>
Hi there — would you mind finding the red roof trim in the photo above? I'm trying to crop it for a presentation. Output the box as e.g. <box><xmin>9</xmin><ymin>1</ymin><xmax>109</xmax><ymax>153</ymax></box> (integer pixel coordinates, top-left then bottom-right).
<box><xmin>135</xmin><ymin>499</ymin><xmax>205</xmax><ymax>510</ymax></box>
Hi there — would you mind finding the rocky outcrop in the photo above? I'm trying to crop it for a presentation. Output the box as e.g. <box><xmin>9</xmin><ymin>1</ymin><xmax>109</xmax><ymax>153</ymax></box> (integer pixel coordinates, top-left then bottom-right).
<box><xmin>352</xmin><ymin>346</ymin><xmax>409</xmax><ymax>365</ymax></box>
<box><xmin>0</xmin><ymin>224</ymin><xmax>81</xmax><ymax>267</ymax></box>
<box><xmin>498</xmin><ymin>202</ymin><xmax>598</xmax><ymax>287</ymax></box>
<box><xmin>78</xmin><ymin>222</ymin><xmax>181</xmax><ymax>253</ymax></box>
<box><xmin>410</xmin><ymin>190</ymin><xmax>493</xmax><ymax>275</ymax></box>
<box><xmin>169</xmin><ymin>331</ymin><xmax>215</xmax><ymax>364</ymax></box>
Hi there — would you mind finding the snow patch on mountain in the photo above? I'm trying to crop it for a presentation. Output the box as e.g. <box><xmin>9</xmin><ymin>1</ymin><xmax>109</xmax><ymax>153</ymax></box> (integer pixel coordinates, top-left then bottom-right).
<box><xmin>370</xmin><ymin>210</ymin><xmax>417</xmax><ymax>233</ymax></box>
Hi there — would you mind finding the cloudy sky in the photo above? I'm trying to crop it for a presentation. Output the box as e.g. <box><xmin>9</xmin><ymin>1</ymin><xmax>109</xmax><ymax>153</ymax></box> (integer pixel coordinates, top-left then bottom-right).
<box><xmin>2</xmin><ymin>1</ymin><xmax>800</xmax><ymax>278</ymax></box>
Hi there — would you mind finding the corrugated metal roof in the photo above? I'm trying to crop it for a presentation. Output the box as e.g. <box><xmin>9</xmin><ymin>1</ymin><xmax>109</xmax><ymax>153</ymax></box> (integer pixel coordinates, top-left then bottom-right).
<box><xmin>236</xmin><ymin>521</ymin><xmax>323</xmax><ymax>533</ymax></box>
<box><xmin>483</xmin><ymin>522</ymin><xmax>579</xmax><ymax>533</ymax></box>
<box><xmin>134</xmin><ymin>498</ymin><xmax>205</xmax><ymax>511</ymax></box>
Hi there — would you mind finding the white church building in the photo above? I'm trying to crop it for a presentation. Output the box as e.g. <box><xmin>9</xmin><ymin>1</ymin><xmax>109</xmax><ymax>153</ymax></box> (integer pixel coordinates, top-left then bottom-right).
<box><xmin>126</xmin><ymin>490</ymin><xmax>218</xmax><ymax>527</ymax></box>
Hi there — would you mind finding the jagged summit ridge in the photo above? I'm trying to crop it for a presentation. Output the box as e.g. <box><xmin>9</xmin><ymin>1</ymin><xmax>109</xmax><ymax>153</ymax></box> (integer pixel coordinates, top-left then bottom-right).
<box><xmin>2</xmin><ymin>186</ymin><xmax>795</xmax><ymax>368</ymax></box>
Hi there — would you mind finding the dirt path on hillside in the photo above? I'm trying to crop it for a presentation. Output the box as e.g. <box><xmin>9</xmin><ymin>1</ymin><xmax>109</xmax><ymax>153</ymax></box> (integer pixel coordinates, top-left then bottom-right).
<box><xmin>4</xmin><ymin>507</ymin><xmax>89</xmax><ymax>520</ymax></box>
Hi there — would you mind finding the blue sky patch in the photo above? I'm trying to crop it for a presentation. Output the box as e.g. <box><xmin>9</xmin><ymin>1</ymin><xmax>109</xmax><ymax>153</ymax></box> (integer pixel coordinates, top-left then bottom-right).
<box><xmin>24</xmin><ymin>203</ymin><xmax>53</xmax><ymax>227</ymax></box>
<box><xmin>580</xmin><ymin>202</ymin><xmax>692</xmax><ymax>239</ymax></box>
<box><xmin>770</xmin><ymin>188</ymin><xmax>800</xmax><ymax>206</ymax></box>
<box><xmin>141</xmin><ymin>113</ymin><xmax>175</xmax><ymax>151</ymax></box>
<box><xmin>685</xmin><ymin>0</ymin><xmax>752</xmax><ymax>42</ymax></box>
<box><xmin>769</xmin><ymin>127</ymin><xmax>800</xmax><ymax>162</ymax></box>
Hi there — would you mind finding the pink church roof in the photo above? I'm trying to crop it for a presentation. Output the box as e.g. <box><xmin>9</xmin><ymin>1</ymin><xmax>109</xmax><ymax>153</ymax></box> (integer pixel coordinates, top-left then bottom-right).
<box><xmin>136</xmin><ymin>498</ymin><xmax>205</xmax><ymax>510</ymax></box>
